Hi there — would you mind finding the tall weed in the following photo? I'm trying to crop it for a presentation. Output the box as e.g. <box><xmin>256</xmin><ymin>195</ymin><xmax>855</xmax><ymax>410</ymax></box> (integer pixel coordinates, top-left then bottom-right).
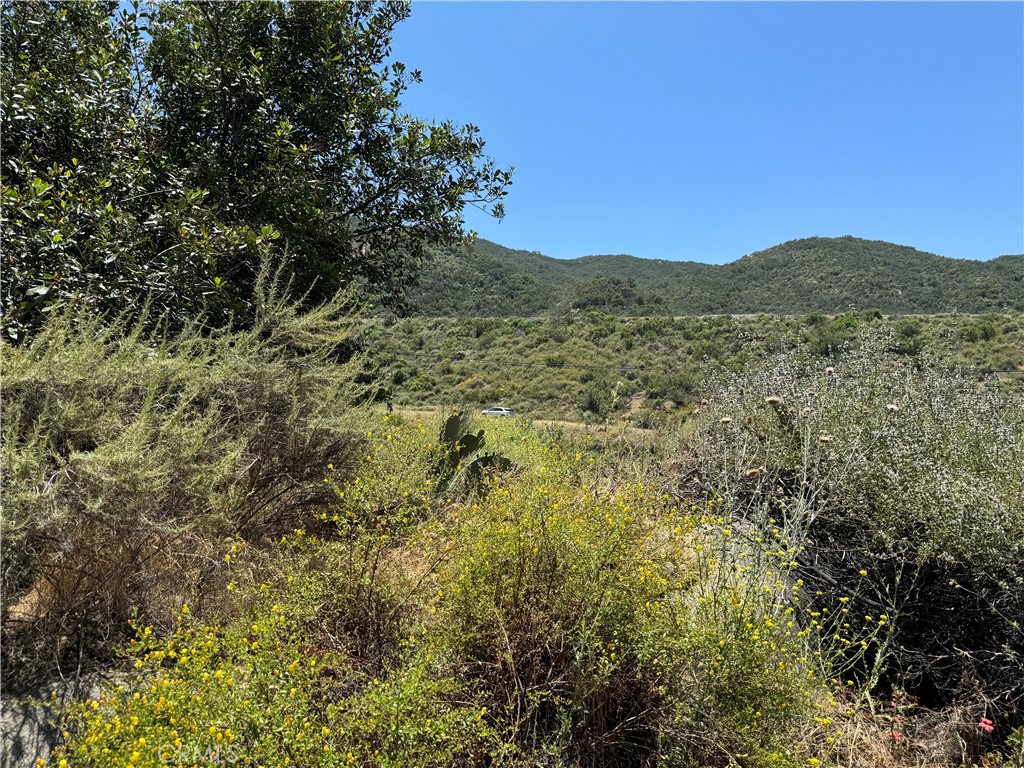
<box><xmin>675</xmin><ymin>333</ymin><xmax>1024</xmax><ymax>726</ymax></box>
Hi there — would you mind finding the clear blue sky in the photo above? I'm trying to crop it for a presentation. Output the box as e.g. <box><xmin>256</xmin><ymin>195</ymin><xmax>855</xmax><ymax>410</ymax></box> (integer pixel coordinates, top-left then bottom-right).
<box><xmin>392</xmin><ymin>1</ymin><xmax>1023</xmax><ymax>264</ymax></box>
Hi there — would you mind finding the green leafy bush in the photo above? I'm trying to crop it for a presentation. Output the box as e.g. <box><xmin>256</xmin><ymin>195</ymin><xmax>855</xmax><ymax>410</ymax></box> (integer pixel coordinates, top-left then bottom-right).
<box><xmin>1</xmin><ymin>1</ymin><xmax>510</xmax><ymax>339</ymax></box>
<box><xmin>45</xmin><ymin>416</ymin><xmax>855</xmax><ymax>768</ymax></box>
<box><xmin>50</xmin><ymin>567</ymin><xmax>497</xmax><ymax>768</ymax></box>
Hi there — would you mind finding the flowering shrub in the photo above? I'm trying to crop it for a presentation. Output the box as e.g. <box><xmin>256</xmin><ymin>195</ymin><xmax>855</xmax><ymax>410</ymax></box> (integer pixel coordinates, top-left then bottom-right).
<box><xmin>431</xmin><ymin>442</ymin><xmax>839</xmax><ymax>766</ymax></box>
<box><xmin>47</xmin><ymin>416</ymin><xmax>856</xmax><ymax>768</ymax></box>
<box><xmin>50</xmin><ymin>585</ymin><xmax>496</xmax><ymax>768</ymax></box>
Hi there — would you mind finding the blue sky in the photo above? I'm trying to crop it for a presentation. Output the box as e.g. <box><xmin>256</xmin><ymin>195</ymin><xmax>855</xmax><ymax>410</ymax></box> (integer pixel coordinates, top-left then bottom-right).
<box><xmin>393</xmin><ymin>2</ymin><xmax>1023</xmax><ymax>264</ymax></box>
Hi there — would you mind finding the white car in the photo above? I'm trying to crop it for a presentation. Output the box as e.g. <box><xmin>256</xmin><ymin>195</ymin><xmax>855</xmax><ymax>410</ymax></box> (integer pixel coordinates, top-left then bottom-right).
<box><xmin>480</xmin><ymin>407</ymin><xmax>516</xmax><ymax>417</ymax></box>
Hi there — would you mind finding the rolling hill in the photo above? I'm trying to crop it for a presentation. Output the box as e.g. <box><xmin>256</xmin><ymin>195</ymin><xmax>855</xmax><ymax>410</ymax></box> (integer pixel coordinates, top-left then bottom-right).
<box><xmin>412</xmin><ymin>236</ymin><xmax>1024</xmax><ymax>315</ymax></box>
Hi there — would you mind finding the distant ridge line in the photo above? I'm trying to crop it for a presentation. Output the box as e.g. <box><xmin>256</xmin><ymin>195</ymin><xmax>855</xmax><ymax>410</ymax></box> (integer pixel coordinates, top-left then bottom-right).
<box><xmin>413</xmin><ymin>235</ymin><xmax>1024</xmax><ymax>317</ymax></box>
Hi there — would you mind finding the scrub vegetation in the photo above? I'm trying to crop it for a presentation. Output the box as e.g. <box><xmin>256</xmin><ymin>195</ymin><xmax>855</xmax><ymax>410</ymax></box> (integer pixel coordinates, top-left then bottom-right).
<box><xmin>2</xmin><ymin>2</ymin><xmax>1022</xmax><ymax>767</ymax></box>
<box><xmin>368</xmin><ymin>311</ymin><xmax>1024</xmax><ymax>423</ymax></box>
<box><xmin>6</xmin><ymin>309</ymin><xmax>1023</xmax><ymax>767</ymax></box>
<box><xmin>412</xmin><ymin>237</ymin><xmax>1024</xmax><ymax>317</ymax></box>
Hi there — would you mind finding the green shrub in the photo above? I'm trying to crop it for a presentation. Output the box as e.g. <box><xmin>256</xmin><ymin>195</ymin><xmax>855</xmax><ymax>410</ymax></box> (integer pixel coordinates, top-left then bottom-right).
<box><xmin>45</xmin><ymin>413</ymin><xmax>881</xmax><ymax>767</ymax></box>
<box><xmin>50</xmin><ymin>562</ymin><xmax>497</xmax><ymax>768</ymax></box>
<box><xmin>432</xmin><ymin>452</ymin><xmax>832</xmax><ymax>766</ymax></box>
<box><xmin>366</xmin><ymin>314</ymin><xmax>1024</xmax><ymax>422</ymax></box>
<box><xmin>1</xmin><ymin>275</ymin><xmax>370</xmax><ymax>689</ymax></box>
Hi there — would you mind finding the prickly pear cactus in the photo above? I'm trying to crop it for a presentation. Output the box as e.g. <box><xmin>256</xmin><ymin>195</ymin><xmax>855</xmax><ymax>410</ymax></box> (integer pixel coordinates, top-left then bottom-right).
<box><xmin>432</xmin><ymin>411</ymin><xmax>512</xmax><ymax>494</ymax></box>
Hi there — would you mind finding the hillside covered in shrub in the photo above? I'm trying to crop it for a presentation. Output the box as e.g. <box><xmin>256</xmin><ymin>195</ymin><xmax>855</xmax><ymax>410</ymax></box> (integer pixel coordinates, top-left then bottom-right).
<box><xmin>413</xmin><ymin>237</ymin><xmax>1024</xmax><ymax>316</ymax></box>
<box><xmin>367</xmin><ymin>311</ymin><xmax>1024</xmax><ymax>421</ymax></box>
<box><xmin>3</xmin><ymin>3</ymin><xmax>1022</xmax><ymax>767</ymax></box>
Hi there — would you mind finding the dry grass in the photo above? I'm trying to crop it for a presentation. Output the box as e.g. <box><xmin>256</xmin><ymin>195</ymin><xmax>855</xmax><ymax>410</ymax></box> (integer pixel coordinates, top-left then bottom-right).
<box><xmin>2</xmin><ymin>521</ymin><xmax>219</xmax><ymax>690</ymax></box>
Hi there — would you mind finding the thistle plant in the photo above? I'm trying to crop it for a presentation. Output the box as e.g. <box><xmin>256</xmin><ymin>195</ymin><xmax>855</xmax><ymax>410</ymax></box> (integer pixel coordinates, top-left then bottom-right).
<box><xmin>675</xmin><ymin>331</ymin><xmax>1024</xmax><ymax>726</ymax></box>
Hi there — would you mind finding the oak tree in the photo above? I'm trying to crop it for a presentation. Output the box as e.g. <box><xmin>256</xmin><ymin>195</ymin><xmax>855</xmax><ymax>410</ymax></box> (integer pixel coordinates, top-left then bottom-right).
<box><xmin>1</xmin><ymin>1</ymin><xmax>510</xmax><ymax>340</ymax></box>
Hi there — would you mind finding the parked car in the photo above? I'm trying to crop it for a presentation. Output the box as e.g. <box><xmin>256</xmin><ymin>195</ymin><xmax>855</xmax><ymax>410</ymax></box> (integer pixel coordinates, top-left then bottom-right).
<box><xmin>480</xmin><ymin>407</ymin><xmax>516</xmax><ymax>417</ymax></box>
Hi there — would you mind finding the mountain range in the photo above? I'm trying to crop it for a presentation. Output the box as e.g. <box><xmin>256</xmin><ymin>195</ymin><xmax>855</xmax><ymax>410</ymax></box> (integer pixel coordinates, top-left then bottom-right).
<box><xmin>412</xmin><ymin>236</ymin><xmax>1024</xmax><ymax>316</ymax></box>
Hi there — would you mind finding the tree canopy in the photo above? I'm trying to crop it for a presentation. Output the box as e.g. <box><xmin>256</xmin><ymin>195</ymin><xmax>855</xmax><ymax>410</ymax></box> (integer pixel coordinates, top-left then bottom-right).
<box><xmin>1</xmin><ymin>0</ymin><xmax>511</xmax><ymax>340</ymax></box>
